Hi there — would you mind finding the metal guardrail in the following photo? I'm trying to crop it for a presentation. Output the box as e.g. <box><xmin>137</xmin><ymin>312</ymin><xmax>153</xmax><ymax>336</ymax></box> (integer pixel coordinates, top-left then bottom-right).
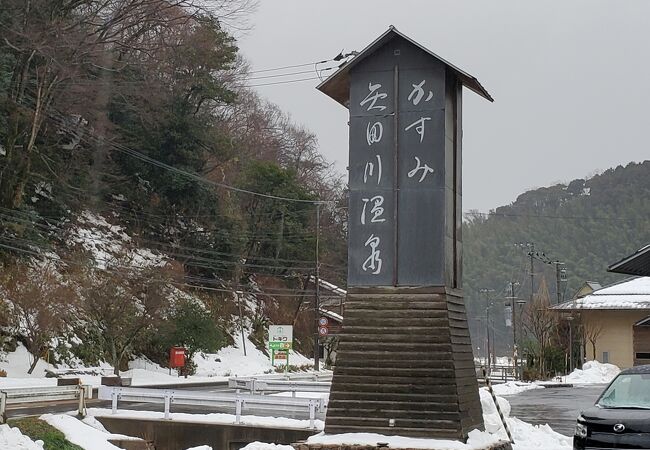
<box><xmin>228</xmin><ymin>378</ymin><xmax>331</xmax><ymax>395</ymax></box>
<box><xmin>244</xmin><ymin>372</ymin><xmax>333</xmax><ymax>382</ymax></box>
<box><xmin>475</xmin><ymin>363</ymin><xmax>527</xmax><ymax>382</ymax></box>
<box><xmin>98</xmin><ymin>386</ymin><xmax>325</xmax><ymax>429</ymax></box>
<box><xmin>0</xmin><ymin>385</ymin><xmax>92</xmax><ymax>424</ymax></box>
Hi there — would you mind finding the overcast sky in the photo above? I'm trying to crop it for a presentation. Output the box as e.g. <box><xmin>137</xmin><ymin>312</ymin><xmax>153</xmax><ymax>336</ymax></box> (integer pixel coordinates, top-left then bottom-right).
<box><xmin>238</xmin><ymin>0</ymin><xmax>650</xmax><ymax>212</ymax></box>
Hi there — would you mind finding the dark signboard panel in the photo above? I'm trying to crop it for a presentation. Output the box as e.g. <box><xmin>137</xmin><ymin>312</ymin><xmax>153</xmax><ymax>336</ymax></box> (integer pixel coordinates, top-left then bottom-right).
<box><xmin>347</xmin><ymin>36</ymin><xmax>452</xmax><ymax>287</ymax></box>
<box><xmin>348</xmin><ymin>64</ymin><xmax>396</xmax><ymax>286</ymax></box>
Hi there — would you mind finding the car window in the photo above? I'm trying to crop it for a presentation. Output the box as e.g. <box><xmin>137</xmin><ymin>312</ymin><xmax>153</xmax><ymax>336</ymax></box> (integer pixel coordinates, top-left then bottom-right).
<box><xmin>598</xmin><ymin>374</ymin><xmax>650</xmax><ymax>409</ymax></box>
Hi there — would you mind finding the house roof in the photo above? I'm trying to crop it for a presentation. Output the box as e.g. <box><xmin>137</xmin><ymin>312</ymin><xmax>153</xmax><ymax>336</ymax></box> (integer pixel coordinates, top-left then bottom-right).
<box><xmin>553</xmin><ymin>276</ymin><xmax>650</xmax><ymax>311</ymax></box>
<box><xmin>586</xmin><ymin>281</ymin><xmax>603</xmax><ymax>291</ymax></box>
<box><xmin>309</xmin><ymin>276</ymin><xmax>347</xmax><ymax>297</ymax></box>
<box><xmin>316</xmin><ymin>26</ymin><xmax>493</xmax><ymax>108</ymax></box>
<box><xmin>608</xmin><ymin>244</ymin><xmax>650</xmax><ymax>277</ymax></box>
<box><xmin>635</xmin><ymin>316</ymin><xmax>650</xmax><ymax>327</ymax></box>
<box><xmin>573</xmin><ymin>281</ymin><xmax>603</xmax><ymax>299</ymax></box>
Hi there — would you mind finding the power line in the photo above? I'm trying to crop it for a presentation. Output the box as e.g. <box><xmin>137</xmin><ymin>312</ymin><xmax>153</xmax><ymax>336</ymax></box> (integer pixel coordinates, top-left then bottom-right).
<box><xmin>245</xmin><ymin>76</ymin><xmax>324</xmax><ymax>88</ymax></box>
<box><xmin>0</xmin><ymin>208</ymin><xmax>347</xmax><ymax>275</ymax></box>
<box><xmin>52</xmin><ymin>66</ymin><xmax>338</xmax><ymax>86</ymax></box>
<box><xmin>17</xmin><ymin>90</ymin><xmax>332</xmax><ymax>205</ymax></box>
<box><xmin>0</xmin><ymin>239</ymin><xmax>323</xmax><ymax>298</ymax></box>
<box><xmin>248</xmin><ymin>66</ymin><xmax>336</xmax><ymax>81</ymax></box>
<box><xmin>246</xmin><ymin>59</ymin><xmax>334</xmax><ymax>74</ymax></box>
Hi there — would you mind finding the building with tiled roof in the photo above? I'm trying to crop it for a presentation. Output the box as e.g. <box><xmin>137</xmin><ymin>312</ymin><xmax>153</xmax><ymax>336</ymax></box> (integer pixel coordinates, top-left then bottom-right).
<box><xmin>553</xmin><ymin>276</ymin><xmax>650</xmax><ymax>368</ymax></box>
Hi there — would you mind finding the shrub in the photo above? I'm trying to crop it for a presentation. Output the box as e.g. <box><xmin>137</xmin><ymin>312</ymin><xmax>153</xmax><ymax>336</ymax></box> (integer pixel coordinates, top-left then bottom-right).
<box><xmin>9</xmin><ymin>417</ymin><xmax>83</xmax><ymax>450</ymax></box>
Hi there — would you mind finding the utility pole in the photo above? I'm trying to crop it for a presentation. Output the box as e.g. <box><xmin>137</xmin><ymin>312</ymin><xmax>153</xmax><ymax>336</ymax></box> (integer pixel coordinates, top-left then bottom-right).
<box><xmin>479</xmin><ymin>288</ymin><xmax>495</xmax><ymax>372</ymax></box>
<box><xmin>551</xmin><ymin>261</ymin><xmax>567</xmax><ymax>305</ymax></box>
<box><xmin>313</xmin><ymin>203</ymin><xmax>321</xmax><ymax>372</ymax></box>
<box><xmin>514</xmin><ymin>242</ymin><xmax>535</xmax><ymax>303</ymax></box>
<box><xmin>528</xmin><ymin>243</ymin><xmax>535</xmax><ymax>303</ymax></box>
<box><xmin>567</xmin><ymin>316</ymin><xmax>574</xmax><ymax>373</ymax></box>
<box><xmin>506</xmin><ymin>281</ymin><xmax>520</xmax><ymax>379</ymax></box>
<box><xmin>235</xmin><ymin>290</ymin><xmax>247</xmax><ymax>356</ymax></box>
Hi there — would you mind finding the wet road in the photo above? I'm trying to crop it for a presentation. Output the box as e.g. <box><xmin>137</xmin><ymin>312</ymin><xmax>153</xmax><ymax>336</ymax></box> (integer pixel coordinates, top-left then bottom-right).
<box><xmin>507</xmin><ymin>384</ymin><xmax>607</xmax><ymax>436</ymax></box>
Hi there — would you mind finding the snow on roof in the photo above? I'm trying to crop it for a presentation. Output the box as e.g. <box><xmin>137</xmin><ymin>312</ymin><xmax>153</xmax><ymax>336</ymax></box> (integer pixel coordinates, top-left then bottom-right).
<box><xmin>309</xmin><ymin>276</ymin><xmax>347</xmax><ymax>297</ymax></box>
<box><xmin>554</xmin><ymin>276</ymin><xmax>650</xmax><ymax>310</ymax></box>
<box><xmin>319</xmin><ymin>308</ymin><xmax>343</xmax><ymax>323</ymax></box>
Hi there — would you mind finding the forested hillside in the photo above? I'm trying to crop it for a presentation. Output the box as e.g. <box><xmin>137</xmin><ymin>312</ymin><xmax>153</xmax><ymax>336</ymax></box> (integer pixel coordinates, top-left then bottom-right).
<box><xmin>463</xmin><ymin>160</ymin><xmax>650</xmax><ymax>351</ymax></box>
<box><xmin>0</xmin><ymin>0</ymin><xmax>346</xmax><ymax>372</ymax></box>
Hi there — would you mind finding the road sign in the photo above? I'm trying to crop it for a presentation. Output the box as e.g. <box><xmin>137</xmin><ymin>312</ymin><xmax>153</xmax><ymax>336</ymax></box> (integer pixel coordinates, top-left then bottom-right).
<box><xmin>269</xmin><ymin>325</ymin><xmax>293</xmax><ymax>351</ymax></box>
<box><xmin>318</xmin><ymin>326</ymin><xmax>329</xmax><ymax>336</ymax></box>
<box><xmin>318</xmin><ymin>317</ymin><xmax>329</xmax><ymax>327</ymax></box>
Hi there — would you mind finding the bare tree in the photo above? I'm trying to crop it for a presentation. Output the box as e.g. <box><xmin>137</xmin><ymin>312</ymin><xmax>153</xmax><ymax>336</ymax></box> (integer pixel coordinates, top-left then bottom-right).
<box><xmin>583</xmin><ymin>320</ymin><xmax>605</xmax><ymax>361</ymax></box>
<box><xmin>2</xmin><ymin>262</ymin><xmax>75</xmax><ymax>374</ymax></box>
<box><xmin>76</xmin><ymin>261</ymin><xmax>175</xmax><ymax>375</ymax></box>
<box><xmin>522</xmin><ymin>278</ymin><xmax>558</xmax><ymax>377</ymax></box>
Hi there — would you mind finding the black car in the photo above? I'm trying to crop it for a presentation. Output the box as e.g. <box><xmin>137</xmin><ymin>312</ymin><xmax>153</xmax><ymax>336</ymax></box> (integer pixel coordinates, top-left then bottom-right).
<box><xmin>574</xmin><ymin>364</ymin><xmax>650</xmax><ymax>449</ymax></box>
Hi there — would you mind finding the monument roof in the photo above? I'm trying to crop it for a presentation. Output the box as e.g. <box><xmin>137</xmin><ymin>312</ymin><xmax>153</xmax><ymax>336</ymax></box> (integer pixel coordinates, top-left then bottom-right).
<box><xmin>317</xmin><ymin>26</ymin><xmax>494</xmax><ymax>107</ymax></box>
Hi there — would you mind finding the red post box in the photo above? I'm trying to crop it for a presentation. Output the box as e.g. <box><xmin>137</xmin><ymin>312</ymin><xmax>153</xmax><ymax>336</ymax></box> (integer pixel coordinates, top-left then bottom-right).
<box><xmin>169</xmin><ymin>347</ymin><xmax>186</xmax><ymax>368</ymax></box>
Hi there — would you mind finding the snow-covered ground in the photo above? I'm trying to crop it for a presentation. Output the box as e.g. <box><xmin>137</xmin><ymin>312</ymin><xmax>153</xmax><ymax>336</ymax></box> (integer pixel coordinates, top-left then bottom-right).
<box><xmin>0</xmin><ymin>382</ymin><xmax>574</xmax><ymax>450</ymax></box>
<box><xmin>85</xmin><ymin>408</ymin><xmax>324</xmax><ymax>430</ymax></box>
<box><xmin>0</xmin><ymin>332</ymin><xmax>314</xmax><ymax>389</ymax></box>
<box><xmin>29</xmin><ymin>385</ymin><xmax>571</xmax><ymax>450</ymax></box>
<box><xmin>1</xmin><ymin>342</ymin><xmax>610</xmax><ymax>450</ymax></box>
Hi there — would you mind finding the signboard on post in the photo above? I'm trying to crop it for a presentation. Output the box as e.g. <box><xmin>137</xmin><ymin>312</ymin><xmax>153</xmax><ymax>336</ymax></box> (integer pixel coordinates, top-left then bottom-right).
<box><xmin>269</xmin><ymin>325</ymin><xmax>293</xmax><ymax>350</ymax></box>
<box><xmin>269</xmin><ymin>325</ymin><xmax>293</xmax><ymax>369</ymax></box>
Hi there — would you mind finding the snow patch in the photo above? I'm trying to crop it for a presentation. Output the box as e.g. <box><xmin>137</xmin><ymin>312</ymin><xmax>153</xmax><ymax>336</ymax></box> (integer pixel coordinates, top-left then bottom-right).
<box><xmin>86</xmin><ymin>408</ymin><xmax>324</xmax><ymax>430</ymax></box>
<box><xmin>0</xmin><ymin>342</ymin><xmax>56</xmax><ymax>379</ymax></box>
<box><xmin>41</xmin><ymin>414</ymin><xmax>141</xmax><ymax>450</ymax></box>
<box><xmin>489</xmin><ymin>381</ymin><xmax>544</xmax><ymax>396</ymax></box>
<box><xmin>70</xmin><ymin>211</ymin><xmax>165</xmax><ymax>269</ymax></box>
<box><xmin>479</xmin><ymin>389</ymin><xmax>572</xmax><ymax>449</ymax></box>
<box><xmin>193</xmin><ymin>331</ymin><xmax>312</xmax><ymax>378</ymax></box>
<box><xmin>0</xmin><ymin>424</ymin><xmax>44</xmax><ymax>450</ymax></box>
<box><xmin>241</xmin><ymin>444</ymin><xmax>294</xmax><ymax>450</ymax></box>
<box><xmin>307</xmin><ymin>431</ymin><xmax>498</xmax><ymax>449</ymax></box>
<box><xmin>563</xmin><ymin>360</ymin><xmax>620</xmax><ymax>384</ymax></box>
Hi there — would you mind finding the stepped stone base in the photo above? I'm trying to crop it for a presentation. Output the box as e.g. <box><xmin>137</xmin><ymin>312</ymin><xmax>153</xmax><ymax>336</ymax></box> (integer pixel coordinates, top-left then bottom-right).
<box><xmin>324</xmin><ymin>287</ymin><xmax>483</xmax><ymax>440</ymax></box>
<box><xmin>292</xmin><ymin>442</ymin><xmax>512</xmax><ymax>450</ymax></box>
